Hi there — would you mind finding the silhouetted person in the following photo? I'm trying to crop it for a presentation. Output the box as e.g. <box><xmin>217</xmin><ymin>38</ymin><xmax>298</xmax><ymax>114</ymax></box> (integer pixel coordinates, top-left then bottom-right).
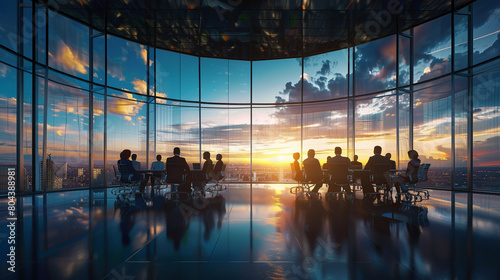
<box><xmin>131</xmin><ymin>153</ymin><xmax>141</xmax><ymax>170</ymax></box>
<box><xmin>303</xmin><ymin>149</ymin><xmax>323</xmax><ymax>193</ymax></box>
<box><xmin>202</xmin><ymin>151</ymin><xmax>214</xmax><ymax>181</ymax></box>
<box><xmin>118</xmin><ymin>149</ymin><xmax>145</xmax><ymax>188</ymax></box>
<box><xmin>327</xmin><ymin>147</ymin><xmax>351</xmax><ymax>193</ymax></box>
<box><xmin>166</xmin><ymin>147</ymin><xmax>191</xmax><ymax>183</ymax></box>
<box><xmin>323</xmin><ymin>156</ymin><xmax>332</xmax><ymax>169</ymax></box>
<box><xmin>360</xmin><ymin>146</ymin><xmax>390</xmax><ymax>195</ymax></box>
<box><xmin>292</xmin><ymin>152</ymin><xmax>302</xmax><ymax>182</ymax></box>
<box><xmin>350</xmin><ymin>155</ymin><xmax>363</xmax><ymax>185</ymax></box>
<box><xmin>212</xmin><ymin>154</ymin><xmax>224</xmax><ymax>181</ymax></box>
<box><xmin>150</xmin><ymin>154</ymin><xmax>165</xmax><ymax>187</ymax></box>
<box><xmin>350</xmin><ymin>155</ymin><xmax>362</xmax><ymax>169</ymax></box>
<box><xmin>385</xmin><ymin>153</ymin><xmax>396</xmax><ymax>170</ymax></box>
<box><xmin>395</xmin><ymin>150</ymin><xmax>421</xmax><ymax>193</ymax></box>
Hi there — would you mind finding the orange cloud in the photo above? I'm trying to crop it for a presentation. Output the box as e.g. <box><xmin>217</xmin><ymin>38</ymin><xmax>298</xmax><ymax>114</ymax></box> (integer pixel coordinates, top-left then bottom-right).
<box><xmin>49</xmin><ymin>42</ymin><xmax>89</xmax><ymax>75</ymax></box>
<box><xmin>140</xmin><ymin>47</ymin><xmax>153</xmax><ymax>66</ymax></box>
<box><xmin>107</xmin><ymin>92</ymin><xmax>145</xmax><ymax>116</ymax></box>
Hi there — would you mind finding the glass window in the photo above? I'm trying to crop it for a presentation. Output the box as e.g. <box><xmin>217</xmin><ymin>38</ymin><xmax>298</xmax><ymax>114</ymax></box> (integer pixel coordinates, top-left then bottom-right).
<box><xmin>180</xmin><ymin>54</ymin><xmax>199</xmax><ymax>102</ymax></box>
<box><xmin>472</xmin><ymin>66</ymin><xmax>500</xmax><ymax>191</ymax></box>
<box><xmin>398</xmin><ymin>90</ymin><xmax>411</xmax><ymax>168</ymax></box>
<box><xmin>454</xmin><ymin>75</ymin><xmax>468</xmax><ymax>189</ymax></box>
<box><xmin>201</xmin><ymin>107</ymin><xmax>229</xmax><ymax>168</ymax></box>
<box><xmin>303</xmin><ymin>49</ymin><xmax>348</xmax><ymax>101</ymax></box>
<box><xmin>155</xmin><ymin>102</ymin><xmax>200</xmax><ymax>167</ymax></box>
<box><xmin>354</xmin><ymin>92</ymin><xmax>397</xmax><ymax>166</ymax></box>
<box><xmin>413</xmin><ymin>15</ymin><xmax>452</xmax><ymax>83</ymax></box>
<box><xmin>454</xmin><ymin>9</ymin><xmax>469</xmax><ymax>71</ymax></box>
<box><xmin>0</xmin><ymin>0</ymin><xmax>18</xmax><ymax>52</ymax></box>
<box><xmin>106</xmin><ymin>35</ymin><xmax>147</xmax><ymax>94</ymax></box>
<box><xmin>0</xmin><ymin>62</ymin><xmax>17</xmax><ymax>189</ymax></box>
<box><xmin>45</xmin><ymin>81</ymin><xmax>89</xmax><ymax>189</ymax></box>
<box><xmin>156</xmin><ymin>49</ymin><xmax>180</xmax><ymax>100</ymax></box>
<box><xmin>252</xmin><ymin>104</ymin><xmax>301</xmax><ymax>182</ymax></box>
<box><xmin>355</xmin><ymin>35</ymin><xmax>397</xmax><ymax>95</ymax></box>
<box><xmin>106</xmin><ymin>91</ymin><xmax>147</xmax><ymax>184</ymax></box>
<box><xmin>413</xmin><ymin>77</ymin><xmax>452</xmax><ymax>188</ymax></box>
<box><xmin>473</xmin><ymin>0</ymin><xmax>500</xmax><ymax>65</ymax></box>
<box><xmin>252</xmin><ymin>58</ymin><xmax>302</xmax><ymax>103</ymax></box>
<box><xmin>201</xmin><ymin>58</ymin><xmax>228</xmax><ymax>103</ymax></box>
<box><xmin>92</xmin><ymin>32</ymin><xmax>105</xmax><ymax>85</ymax></box>
<box><xmin>303</xmin><ymin>100</ymin><xmax>348</xmax><ymax>165</ymax></box>
<box><xmin>92</xmin><ymin>91</ymin><xmax>105</xmax><ymax>188</ymax></box>
<box><xmin>399</xmin><ymin>34</ymin><xmax>411</xmax><ymax>86</ymax></box>
<box><xmin>229</xmin><ymin>60</ymin><xmax>250</xmax><ymax>103</ymax></box>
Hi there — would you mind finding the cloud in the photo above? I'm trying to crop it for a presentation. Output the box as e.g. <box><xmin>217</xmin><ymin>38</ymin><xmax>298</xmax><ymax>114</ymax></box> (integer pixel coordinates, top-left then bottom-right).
<box><xmin>132</xmin><ymin>79</ymin><xmax>148</xmax><ymax>95</ymax></box>
<box><xmin>49</xmin><ymin>42</ymin><xmax>89</xmax><ymax>75</ymax></box>
<box><xmin>316</xmin><ymin>60</ymin><xmax>331</xmax><ymax>76</ymax></box>
<box><xmin>0</xmin><ymin>63</ymin><xmax>8</xmax><ymax>77</ymax></box>
<box><xmin>107</xmin><ymin>60</ymin><xmax>125</xmax><ymax>81</ymax></box>
<box><xmin>416</xmin><ymin>58</ymin><xmax>451</xmax><ymax>82</ymax></box>
<box><xmin>107</xmin><ymin>92</ymin><xmax>145</xmax><ymax>116</ymax></box>
<box><xmin>354</xmin><ymin>36</ymin><xmax>397</xmax><ymax>94</ymax></box>
<box><xmin>140</xmin><ymin>47</ymin><xmax>154</xmax><ymax>66</ymax></box>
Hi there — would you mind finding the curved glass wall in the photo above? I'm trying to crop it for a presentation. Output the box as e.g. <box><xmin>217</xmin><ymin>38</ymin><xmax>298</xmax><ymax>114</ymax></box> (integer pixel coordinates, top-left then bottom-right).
<box><xmin>1</xmin><ymin>0</ymin><xmax>500</xmax><ymax>193</ymax></box>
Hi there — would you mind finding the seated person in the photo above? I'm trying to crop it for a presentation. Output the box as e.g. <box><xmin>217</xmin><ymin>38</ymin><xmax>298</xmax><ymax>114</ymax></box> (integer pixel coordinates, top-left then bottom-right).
<box><xmin>394</xmin><ymin>150</ymin><xmax>421</xmax><ymax>193</ymax></box>
<box><xmin>322</xmin><ymin>156</ymin><xmax>331</xmax><ymax>170</ymax></box>
<box><xmin>212</xmin><ymin>154</ymin><xmax>224</xmax><ymax>181</ymax></box>
<box><xmin>202</xmin><ymin>151</ymin><xmax>214</xmax><ymax>181</ymax></box>
<box><xmin>166</xmin><ymin>147</ymin><xmax>191</xmax><ymax>184</ymax></box>
<box><xmin>350</xmin><ymin>155</ymin><xmax>363</xmax><ymax>185</ymax></box>
<box><xmin>193</xmin><ymin>151</ymin><xmax>213</xmax><ymax>191</ymax></box>
<box><xmin>350</xmin><ymin>155</ymin><xmax>363</xmax><ymax>169</ymax></box>
<box><xmin>385</xmin><ymin>153</ymin><xmax>396</xmax><ymax>170</ymax></box>
<box><xmin>303</xmin><ymin>149</ymin><xmax>323</xmax><ymax>193</ymax></box>
<box><xmin>118</xmin><ymin>149</ymin><xmax>148</xmax><ymax>192</ymax></box>
<box><xmin>131</xmin><ymin>153</ymin><xmax>141</xmax><ymax>170</ymax></box>
<box><xmin>292</xmin><ymin>152</ymin><xmax>302</xmax><ymax>182</ymax></box>
<box><xmin>328</xmin><ymin>147</ymin><xmax>351</xmax><ymax>194</ymax></box>
<box><xmin>360</xmin><ymin>146</ymin><xmax>391</xmax><ymax>194</ymax></box>
<box><xmin>150</xmin><ymin>154</ymin><xmax>165</xmax><ymax>186</ymax></box>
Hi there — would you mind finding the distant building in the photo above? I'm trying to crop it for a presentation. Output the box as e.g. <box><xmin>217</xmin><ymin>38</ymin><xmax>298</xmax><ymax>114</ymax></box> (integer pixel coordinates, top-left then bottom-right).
<box><xmin>41</xmin><ymin>155</ymin><xmax>63</xmax><ymax>190</ymax></box>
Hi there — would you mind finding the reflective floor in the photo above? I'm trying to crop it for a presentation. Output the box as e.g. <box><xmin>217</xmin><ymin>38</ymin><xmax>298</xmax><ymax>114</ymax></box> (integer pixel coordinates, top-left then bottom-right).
<box><xmin>1</xmin><ymin>185</ymin><xmax>500</xmax><ymax>280</ymax></box>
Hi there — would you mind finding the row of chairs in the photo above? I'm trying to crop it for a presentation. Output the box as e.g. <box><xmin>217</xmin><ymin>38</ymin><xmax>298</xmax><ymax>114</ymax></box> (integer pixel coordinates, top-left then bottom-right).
<box><xmin>290</xmin><ymin>161</ymin><xmax>431</xmax><ymax>204</ymax></box>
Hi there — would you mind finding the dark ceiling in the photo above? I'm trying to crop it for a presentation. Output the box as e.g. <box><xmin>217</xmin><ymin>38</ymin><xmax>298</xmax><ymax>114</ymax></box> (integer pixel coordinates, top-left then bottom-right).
<box><xmin>44</xmin><ymin>0</ymin><xmax>474</xmax><ymax>60</ymax></box>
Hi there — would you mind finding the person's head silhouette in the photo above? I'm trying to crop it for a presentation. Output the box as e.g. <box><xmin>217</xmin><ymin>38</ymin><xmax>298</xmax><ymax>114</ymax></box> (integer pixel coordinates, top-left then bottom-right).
<box><xmin>373</xmin><ymin>146</ymin><xmax>382</xmax><ymax>155</ymax></box>
<box><xmin>156</xmin><ymin>154</ymin><xmax>162</xmax><ymax>161</ymax></box>
<box><xmin>173</xmin><ymin>147</ymin><xmax>180</xmax><ymax>156</ymax></box>
<box><xmin>334</xmin><ymin>147</ymin><xmax>342</xmax><ymax>155</ymax></box>
<box><xmin>293</xmin><ymin>152</ymin><xmax>300</xmax><ymax>161</ymax></box>
<box><xmin>203</xmin><ymin>151</ymin><xmax>211</xmax><ymax>160</ymax></box>
<box><xmin>131</xmin><ymin>154</ymin><xmax>137</xmax><ymax>161</ymax></box>
<box><xmin>307</xmin><ymin>149</ymin><xmax>315</xmax><ymax>158</ymax></box>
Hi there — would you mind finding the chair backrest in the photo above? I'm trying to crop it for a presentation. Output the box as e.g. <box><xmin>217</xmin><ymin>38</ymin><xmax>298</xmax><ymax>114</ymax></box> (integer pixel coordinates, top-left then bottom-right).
<box><xmin>192</xmin><ymin>163</ymin><xmax>201</xmax><ymax>170</ymax></box>
<box><xmin>303</xmin><ymin>161</ymin><xmax>321</xmax><ymax>183</ymax></box>
<box><xmin>166</xmin><ymin>162</ymin><xmax>184</xmax><ymax>184</ymax></box>
<box><xmin>118</xmin><ymin>163</ymin><xmax>133</xmax><ymax>182</ymax></box>
<box><xmin>371</xmin><ymin>162</ymin><xmax>391</xmax><ymax>184</ymax></box>
<box><xmin>329</xmin><ymin>163</ymin><xmax>349</xmax><ymax>184</ymax></box>
<box><xmin>417</xmin><ymin>163</ymin><xmax>431</xmax><ymax>183</ymax></box>
<box><xmin>350</xmin><ymin>162</ymin><xmax>362</xmax><ymax>170</ymax></box>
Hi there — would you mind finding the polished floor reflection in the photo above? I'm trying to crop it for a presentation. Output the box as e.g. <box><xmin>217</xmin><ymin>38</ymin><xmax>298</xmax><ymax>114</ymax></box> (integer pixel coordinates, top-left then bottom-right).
<box><xmin>1</xmin><ymin>185</ymin><xmax>500</xmax><ymax>280</ymax></box>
